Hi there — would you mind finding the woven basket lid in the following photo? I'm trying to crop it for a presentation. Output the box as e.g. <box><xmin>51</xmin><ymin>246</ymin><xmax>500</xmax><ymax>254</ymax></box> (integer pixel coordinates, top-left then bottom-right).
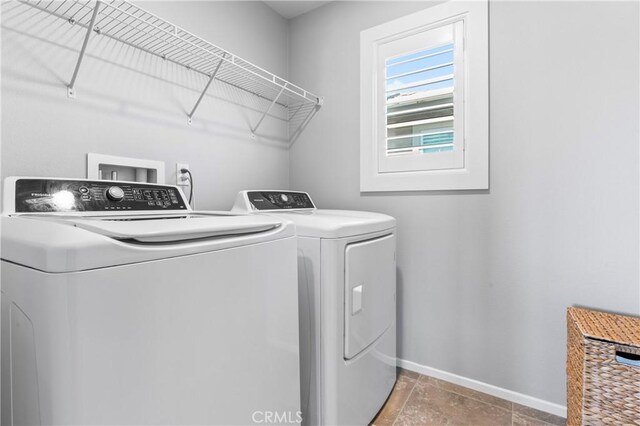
<box><xmin>568</xmin><ymin>307</ymin><xmax>640</xmax><ymax>348</ymax></box>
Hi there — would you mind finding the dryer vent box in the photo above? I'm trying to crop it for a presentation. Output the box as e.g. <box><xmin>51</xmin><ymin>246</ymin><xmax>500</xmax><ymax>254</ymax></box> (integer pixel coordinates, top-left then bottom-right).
<box><xmin>87</xmin><ymin>153</ymin><xmax>165</xmax><ymax>183</ymax></box>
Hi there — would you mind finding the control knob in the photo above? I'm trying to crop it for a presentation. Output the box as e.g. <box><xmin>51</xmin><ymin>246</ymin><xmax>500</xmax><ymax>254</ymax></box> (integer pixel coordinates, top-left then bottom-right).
<box><xmin>280</xmin><ymin>193</ymin><xmax>289</xmax><ymax>203</ymax></box>
<box><xmin>106</xmin><ymin>186</ymin><xmax>125</xmax><ymax>202</ymax></box>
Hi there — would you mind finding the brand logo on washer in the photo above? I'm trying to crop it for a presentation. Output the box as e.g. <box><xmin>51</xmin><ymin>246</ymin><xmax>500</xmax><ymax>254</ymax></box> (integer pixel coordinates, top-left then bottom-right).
<box><xmin>31</xmin><ymin>193</ymin><xmax>53</xmax><ymax>197</ymax></box>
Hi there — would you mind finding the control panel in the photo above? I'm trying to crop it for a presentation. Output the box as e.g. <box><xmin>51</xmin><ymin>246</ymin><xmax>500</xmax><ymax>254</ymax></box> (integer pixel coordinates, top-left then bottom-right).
<box><xmin>246</xmin><ymin>191</ymin><xmax>315</xmax><ymax>211</ymax></box>
<box><xmin>13</xmin><ymin>178</ymin><xmax>188</xmax><ymax>213</ymax></box>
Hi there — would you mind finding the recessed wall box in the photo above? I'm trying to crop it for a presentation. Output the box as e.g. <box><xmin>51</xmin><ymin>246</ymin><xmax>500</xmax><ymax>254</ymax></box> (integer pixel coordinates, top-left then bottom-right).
<box><xmin>87</xmin><ymin>153</ymin><xmax>165</xmax><ymax>183</ymax></box>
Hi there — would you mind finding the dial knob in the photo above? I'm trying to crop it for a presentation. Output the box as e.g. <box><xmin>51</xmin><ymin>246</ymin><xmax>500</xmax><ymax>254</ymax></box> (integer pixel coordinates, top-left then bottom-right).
<box><xmin>106</xmin><ymin>186</ymin><xmax>125</xmax><ymax>202</ymax></box>
<box><xmin>280</xmin><ymin>193</ymin><xmax>289</xmax><ymax>203</ymax></box>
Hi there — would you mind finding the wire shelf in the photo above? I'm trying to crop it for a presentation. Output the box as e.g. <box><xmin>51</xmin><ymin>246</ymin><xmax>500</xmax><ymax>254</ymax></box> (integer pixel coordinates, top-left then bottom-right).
<box><xmin>18</xmin><ymin>0</ymin><xmax>322</xmax><ymax>135</ymax></box>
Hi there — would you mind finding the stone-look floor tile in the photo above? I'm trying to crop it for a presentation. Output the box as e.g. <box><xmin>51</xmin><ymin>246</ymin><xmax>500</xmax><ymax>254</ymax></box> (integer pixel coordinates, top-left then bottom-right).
<box><xmin>397</xmin><ymin>367</ymin><xmax>420</xmax><ymax>380</ymax></box>
<box><xmin>513</xmin><ymin>403</ymin><xmax>566</xmax><ymax>426</ymax></box>
<box><xmin>513</xmin><ymin>412</ymin><xmax>557</xmax><ymax>426</ymax></box>
<box><xmin>371</xmin><ymin>373</ymin><xmax>418</xmax><ymax>425</ymax></box>
<box><xmin>394</xmin><ymin>380</ymin><xmax>512</xmax><ymax>426</ymax></box>
<box><xmin>418</xmin><ymin>375</ymin><xmax>512</xmax><ymax>411</ymax></box>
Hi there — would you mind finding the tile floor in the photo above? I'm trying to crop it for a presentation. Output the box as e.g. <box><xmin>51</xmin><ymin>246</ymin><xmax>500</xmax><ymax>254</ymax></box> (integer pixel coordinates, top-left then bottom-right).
<box><xmin>371</xmin><ymin>369</ymin><xmax>566</xmax><ymax>426</ymax></box>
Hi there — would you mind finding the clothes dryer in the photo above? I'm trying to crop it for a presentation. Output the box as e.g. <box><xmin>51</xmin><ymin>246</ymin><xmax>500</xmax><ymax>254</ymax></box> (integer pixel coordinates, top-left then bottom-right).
<box><xmin>233</xmin><ymin>190</ymin><xmax>397</xmax><ymax>426</ymax></box>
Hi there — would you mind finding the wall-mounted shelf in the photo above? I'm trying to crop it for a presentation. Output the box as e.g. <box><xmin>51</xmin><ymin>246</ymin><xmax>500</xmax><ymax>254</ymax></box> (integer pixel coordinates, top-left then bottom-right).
<box><xmin>19</xmin><ymin>0</ymin><xmax>322</xmax><ymax>138</ymax></box>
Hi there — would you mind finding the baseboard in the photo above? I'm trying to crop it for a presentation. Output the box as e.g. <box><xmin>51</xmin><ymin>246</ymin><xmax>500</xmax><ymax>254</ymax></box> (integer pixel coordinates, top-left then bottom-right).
<box><xmin>397</xmin><ymin>358</ymin><xmax>567</xmax><ymax>418</ymax></box>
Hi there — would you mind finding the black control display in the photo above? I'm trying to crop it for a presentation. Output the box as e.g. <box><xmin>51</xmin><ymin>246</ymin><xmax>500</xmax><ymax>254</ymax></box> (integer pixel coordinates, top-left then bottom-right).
<box><xmin>14</xmin><ymin>179</ymin><xmax>188</xmax><ymax>213</ymax></box>
<box><xmin>247</xmin><ymin>191</ymin><xmax>315</xmax><ymax>210</ymax></box>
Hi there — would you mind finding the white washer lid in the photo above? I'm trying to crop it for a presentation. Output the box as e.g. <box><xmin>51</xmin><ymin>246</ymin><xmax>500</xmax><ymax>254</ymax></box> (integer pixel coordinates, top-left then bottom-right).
<box><xmin>1</xmin><ymin>213</ymin><xmax>293</xmax><ymax>272</ymax></box>
<box><xmin>265</xmin><ymin>209</ymin><xmax>395</xmax><ymax>239</ymax></box>
<box><xmin>57</xmin><ymin>213</ymin><xmax>280</xmax><ymax>242</ymax></box>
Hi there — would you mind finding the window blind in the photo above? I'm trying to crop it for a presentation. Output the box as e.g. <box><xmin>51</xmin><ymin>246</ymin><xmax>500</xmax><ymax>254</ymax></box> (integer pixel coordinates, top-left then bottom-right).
<box><xmin>385</xmin><ymin>43</ymin><xmax>455</xmax><ymax>156</ymax></box>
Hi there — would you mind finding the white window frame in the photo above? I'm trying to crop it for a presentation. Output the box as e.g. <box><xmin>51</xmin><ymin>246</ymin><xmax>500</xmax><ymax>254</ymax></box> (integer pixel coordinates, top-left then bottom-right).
<box><xmin>360</xmin><ymin>1</ymin><xmax>489</xmax><ymax>191</ymax></box>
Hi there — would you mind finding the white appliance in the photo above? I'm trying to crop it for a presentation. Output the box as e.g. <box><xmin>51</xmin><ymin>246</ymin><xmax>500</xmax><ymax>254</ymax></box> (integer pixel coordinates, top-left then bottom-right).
<box><xmin>233</xmin><ymin>190</ymin><xmax>397</xmax><ymax>426</ymax></box>
<box><xmin>1</xmin><ymin>177</ymin><xmax>301</xmax><ymax>425</ymax></box>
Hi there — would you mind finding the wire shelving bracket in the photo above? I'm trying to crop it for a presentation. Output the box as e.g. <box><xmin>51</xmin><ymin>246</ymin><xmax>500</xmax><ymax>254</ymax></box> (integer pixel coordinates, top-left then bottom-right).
<box><xmin>18</xmin><ymin>0</ymin><xmax>322</xmax><ymax>139</ymax></box>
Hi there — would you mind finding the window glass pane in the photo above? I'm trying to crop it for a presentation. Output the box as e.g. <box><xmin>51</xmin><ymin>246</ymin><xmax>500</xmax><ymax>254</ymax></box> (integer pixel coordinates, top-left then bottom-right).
<box><xmin>385</xmin><ymin>44</ymin><xmax>453</xmax><ymax>66</ymax></box>
<box><xmin>386</xmin><ymin>50</ymin><xmax>454</xmax><ymax>81</ymax></box>
<box><xmin>385</xmin><ymin>43</ymin><xmax>454</xmax><ymax>156</ymax></box>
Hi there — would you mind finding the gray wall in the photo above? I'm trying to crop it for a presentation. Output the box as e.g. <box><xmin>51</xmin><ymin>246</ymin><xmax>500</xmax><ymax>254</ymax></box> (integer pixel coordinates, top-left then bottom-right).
<box><xmin>288</xmin><ymin>1</ymin><xmax>640</xmax><ymax>406</ymax></box>
<box><xmin>2</xmin><ymin>0</ymin><xmax>639</xmax><ymax>410</ymax></box>
<box><xmin>1</xmin><ymin>1</ymin><xmax>289</xmax><ymax>210</ymax></box>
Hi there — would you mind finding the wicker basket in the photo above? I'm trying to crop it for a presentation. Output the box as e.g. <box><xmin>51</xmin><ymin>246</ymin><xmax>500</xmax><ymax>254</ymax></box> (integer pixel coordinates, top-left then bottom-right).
<box><xmin>567</xmin><ymin>307</ymin><xmax>640</xmax><ymax>425</ymax></box>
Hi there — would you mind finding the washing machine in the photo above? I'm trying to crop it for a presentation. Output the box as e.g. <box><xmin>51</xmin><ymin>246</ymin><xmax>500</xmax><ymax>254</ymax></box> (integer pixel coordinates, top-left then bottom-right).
<box><xmin>233</xmin><ymin>190</ymin><xmax>397</xmax><ymax>426</ymax></box>
<box><xmin>1</xmin><ymin>177</ymin><xmax>301</xmax><ymax>425</ymax></box>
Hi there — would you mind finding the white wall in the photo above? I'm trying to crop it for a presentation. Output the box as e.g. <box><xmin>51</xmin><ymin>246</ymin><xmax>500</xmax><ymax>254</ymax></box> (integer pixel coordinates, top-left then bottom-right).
<box><xmin>1</xmin><ymin>1</ymin><xmax>290</xmax><ymax>210</ymax></box>
<box><xmin>288</xmin><ymin>1</ymin><xmax>640</xmax><ymax>407</ymax></box>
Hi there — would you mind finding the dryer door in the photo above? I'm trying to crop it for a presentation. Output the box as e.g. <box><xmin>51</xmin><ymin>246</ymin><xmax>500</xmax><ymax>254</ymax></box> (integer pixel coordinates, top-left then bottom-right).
<box><xmin>344</xmin><ymin>233</ymin><xmax>395</xmax><ymax>360</ymax></box>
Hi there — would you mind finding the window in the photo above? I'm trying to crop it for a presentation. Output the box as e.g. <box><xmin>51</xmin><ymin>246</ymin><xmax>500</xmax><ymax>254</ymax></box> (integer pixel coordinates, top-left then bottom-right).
<box><xmin>387</xmin><ymin>44</ymin><xmax>456</xmax><ymax>159</ymax></box>
<box><xmin>360</xmin><ymin>1</ymin><xmax>488</xmax><ymax>191</ymax></box>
